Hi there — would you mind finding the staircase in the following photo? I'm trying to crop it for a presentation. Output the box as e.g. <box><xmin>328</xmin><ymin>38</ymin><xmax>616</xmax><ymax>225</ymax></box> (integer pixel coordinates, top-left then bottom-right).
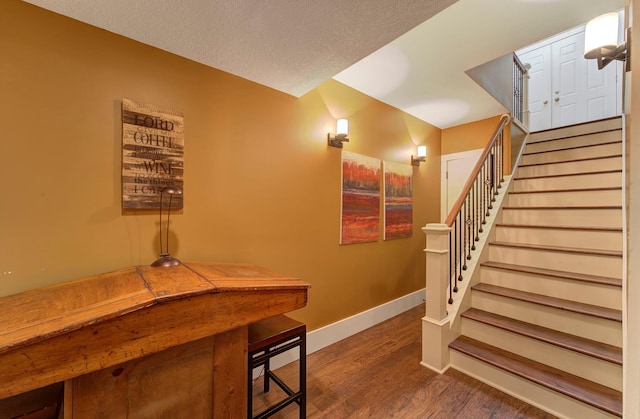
<box><xmin>448</xmin><ymin>117</ymin><xmax>624</xmax><ymax>419</ymax></box>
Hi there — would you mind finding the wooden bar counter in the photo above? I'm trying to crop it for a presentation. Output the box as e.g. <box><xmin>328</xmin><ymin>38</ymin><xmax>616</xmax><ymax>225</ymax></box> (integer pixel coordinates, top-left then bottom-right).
<box><xmin>0</xmin><ymin>262</ymin><xmax>309</xmax><ymax>418</ymax></box>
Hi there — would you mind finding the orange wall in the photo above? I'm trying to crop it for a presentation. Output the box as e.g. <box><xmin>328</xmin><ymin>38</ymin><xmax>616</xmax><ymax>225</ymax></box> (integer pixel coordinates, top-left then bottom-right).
<box><xmin>0</xmin><ymin>1</ymin><xmax>442</xmax><ymax>330</ymax></box>
<box><xmin>441</xmin><ymin>115</ymin><xmax>502</xmax><ymax>155</ymax></box>
<box><xmin>441</xmin><ymin>115</ymin><xmax>512</xmax><ymax>173</ymax></box>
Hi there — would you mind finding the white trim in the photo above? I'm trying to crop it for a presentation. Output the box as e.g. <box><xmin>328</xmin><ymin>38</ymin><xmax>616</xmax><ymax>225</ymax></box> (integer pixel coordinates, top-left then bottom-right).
<box><xmin>422</xmin><ymin>315</ymin><xmax>450</xmax><ymax>327</ymax></box>
<box><xmin>621</xmin><ymin>112</ymin><xmax>630</xmax><ymax>418</ymax></box>
<box><xmin>420</xmin><ymin>361</ymin><xmax>450</xmax><ymax>375</ymax></box>
<box><xmin>424</xmin><ymin>248</ymin><xmax>448</xmax><ymax>255</ymax></box>
<box><xmin>252</xmin><ymin>288</ymin><xmax>425</xmax><ymax>376</ymax></box>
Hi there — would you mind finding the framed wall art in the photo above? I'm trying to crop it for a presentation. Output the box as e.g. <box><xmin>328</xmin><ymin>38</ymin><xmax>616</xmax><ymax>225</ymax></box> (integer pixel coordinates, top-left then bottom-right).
<box><xmin>122</xmin><ymin>99</ymin><xmax>184</xmax><ymax>209</ymax></box>
<box><xmin>383</xmin><ymin>161</ymin><xmax>413</xmax><ymax>240</ymax></box>
<box><xmin>340</xmin><ymin>151</ymin><xmax>381</xmax><ymax>244</ymax></box>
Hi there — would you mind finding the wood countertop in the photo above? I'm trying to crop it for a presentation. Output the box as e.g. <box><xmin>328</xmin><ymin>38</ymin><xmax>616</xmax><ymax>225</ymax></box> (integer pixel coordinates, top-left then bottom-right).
<box><xmin>0</xmin><ymin>262</ymin><xmax>309</xmax><ymax>400</ymax></box>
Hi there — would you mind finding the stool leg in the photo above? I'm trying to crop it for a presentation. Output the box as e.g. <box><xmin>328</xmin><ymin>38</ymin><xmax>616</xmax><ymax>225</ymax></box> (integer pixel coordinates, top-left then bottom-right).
<box><xmin>263</xmin><ymin>349</ymin><xmax>270</xmax><ymax>393</ymax></box>
<box><xmin>300</xmin><ymin>332</ymin><xmax>306</xmax><ymax>419</ymax></box>
<box><xmin>248</xmin><ymin>354</ymin><xmax>254</xmax><ymax>419</ymax></box>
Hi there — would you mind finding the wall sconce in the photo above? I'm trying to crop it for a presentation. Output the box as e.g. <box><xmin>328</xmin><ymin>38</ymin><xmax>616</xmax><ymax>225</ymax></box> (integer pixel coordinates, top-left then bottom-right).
<box><xmin>411</xmin><ymin>145</ymin><xmax>427</xmax><ymax>166</ymax></box>
<box><xmin>151</xmin><ymin>185</ymin><xmax>182</xmax><ymax>267</ymax></box>
<box><xmin>328</xmin><ymin>118</ymin><xmax>349</xmax><ymax>148</ymax></box>
<box><xmin>584</xmin><ymin>12</ymin><xmax>629</xmax><ymax>70</ymax></box>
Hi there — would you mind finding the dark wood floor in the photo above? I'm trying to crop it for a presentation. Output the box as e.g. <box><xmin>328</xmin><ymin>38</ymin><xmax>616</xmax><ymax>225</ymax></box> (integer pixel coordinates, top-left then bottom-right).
<box><xmin>251</xmin><ymin>304</ymin><xmax>558</xmax><ymax>418</ymax></box>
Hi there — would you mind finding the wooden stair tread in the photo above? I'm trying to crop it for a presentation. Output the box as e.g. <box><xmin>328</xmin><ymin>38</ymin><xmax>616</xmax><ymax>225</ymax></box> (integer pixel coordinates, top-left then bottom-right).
<box><xmin>462</xmin><ymin>308</ymin><xmax>622</xmax><ymax>365</ymax></box>
<box><xmin>517</xmin><ymin>153</ymin><xmax>622</xmax><ymax>168</ymax></box>
<box><xmin>449</xmin><ymin>336</ymin><xmax>622</xmax><ymax>417</ymax></box>
<box><xmin>527</xmin><ymin>128</ymin><xmax>621</xmax><ymax>145</ymax></box>
<box><xmin>522</xmin><ymin>140</ymin><xmax>621</xmax><ymax>156</ymax></box>
<box><xmin>529</xmin><ymin>116</ymin><xmax>621</xmax><ymax>135</ymax></box>
<box><xmin>480</xmin><ymin>261</ymin><xmax>622</xmax><ymax>287</ymax></box>
<box><xmin>514</xmin><ymin>169</ymin><xmax>621</xmax><ymax>180</ymax></box>
<box><xmin>509</xmin><ymin>186</ymin><xmax>620</xmax><ymax>195</ymax></box>
<box><xmin>489</xmin><ymin>241</ymin><xmax>623</xmax><ymax>258</ymax></box>
<box><xmin>495</xmin><ymin>223</ymin><xmax>622</xmax><ymax>232</ymax></box>
<box><xmin>472</xmin><ymin>283</ymin><xmax>622</xmax><ymax>322</ymax></box>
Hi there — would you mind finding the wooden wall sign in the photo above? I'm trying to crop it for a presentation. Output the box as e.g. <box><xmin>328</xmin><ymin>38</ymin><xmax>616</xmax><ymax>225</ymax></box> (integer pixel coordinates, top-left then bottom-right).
<box><xmin>122</xmin><ymin>99</ymin><xmax>184</xmax><ymax>209</ymax></box>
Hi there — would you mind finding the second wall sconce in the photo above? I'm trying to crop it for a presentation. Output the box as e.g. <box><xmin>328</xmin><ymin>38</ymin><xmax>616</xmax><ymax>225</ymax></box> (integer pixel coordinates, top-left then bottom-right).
<box><xmin>411</xmin><ymin>145</ymin><xmax>427</xmax><ymax>166</ymax></box>
<box><xmin>584</xmin><ymin>12</ymin><xmax>629</xmax><ymax>71</ymax></box>
<box><xmin>328</xmin><ymin>118</ymin><xmax>349</xmax><ymax>148</ymax></box>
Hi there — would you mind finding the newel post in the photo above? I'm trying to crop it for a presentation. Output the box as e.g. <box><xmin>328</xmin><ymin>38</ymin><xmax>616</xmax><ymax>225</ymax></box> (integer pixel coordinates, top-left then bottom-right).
<box><xmin>420</xmin><ymin>223</ymin><xmax>451</xmax><ymax>373</ymax></box>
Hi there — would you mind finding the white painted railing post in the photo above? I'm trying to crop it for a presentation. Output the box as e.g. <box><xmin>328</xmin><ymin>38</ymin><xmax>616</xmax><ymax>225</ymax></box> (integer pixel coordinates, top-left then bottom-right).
<box><xmin>420</xmin><ymin>223</ymin><xmax>451</xmax><ymax>373</ymax></box>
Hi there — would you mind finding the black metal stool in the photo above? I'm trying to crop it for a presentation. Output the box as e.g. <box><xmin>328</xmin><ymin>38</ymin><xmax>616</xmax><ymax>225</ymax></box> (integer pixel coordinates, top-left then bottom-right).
<box><xmin>248</xmin><ymin>315</ymin><xmax>306</xmax><ymax>419</ymax></box>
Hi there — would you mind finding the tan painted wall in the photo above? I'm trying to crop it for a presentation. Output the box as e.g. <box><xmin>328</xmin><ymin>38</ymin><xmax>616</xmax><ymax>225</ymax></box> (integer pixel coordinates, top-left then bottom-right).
<box><xmin>441</xmin><ymin>116</ymin><xmax>501</xmax><ymax>155</ymax></box>
<box><xmin>441</xmin><ymin>115</ymin><xmax>512</xmax><ymax>174</ymax></box>
<box><xmin>0</xmin><ymin>1</ymin><xmax>442</xmax><ymax>330</ymax></box>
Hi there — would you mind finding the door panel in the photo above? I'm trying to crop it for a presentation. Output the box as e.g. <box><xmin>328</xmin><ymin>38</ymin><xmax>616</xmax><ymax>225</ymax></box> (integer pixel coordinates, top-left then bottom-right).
<box><xmin>585</xmin><ymin>56</ymin><xmax>618</xmax><ymax>121</ymax></box>
<box><xmin>447</xmin><ymin>158</ymin><xmax>471</xmax><ymax>217</ymax></box>
<box><xmin>518</xmin><ymin>46</ymin><xmax>551</xmax><ymax>132</ymax></box>
<box><xmin>552</xmin><ymin>32</ymin><xmax>587</xmax><ymax>127</ymax></box>
<box><xmin>441</xmin><ymin>149</ymin><xmax>483</xmax><ymax>222</ymax></box>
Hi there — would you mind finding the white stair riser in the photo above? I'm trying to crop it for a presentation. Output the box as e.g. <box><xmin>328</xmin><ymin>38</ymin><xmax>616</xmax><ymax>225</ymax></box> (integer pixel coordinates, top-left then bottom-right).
<box><xmin>461</xmin><ymin>319</ymin><xmax>622</xmax><ymax>391</ymax></box>
<box><xmin>471</xmin><ymin>291</ymin><xmax>622</xmax><ymax>346</ymax></box>
<box><xmin>520</xmin><ymin>142</ymin><xmax>621</xmax><ymax>165</ymax></box>
<box><xmin>480</xmin><ymin>267</ymin><xmax>622</xmax><ymax>310</ymax></box>
<box><xmin>512</xmin><ymin>172</ymin><xmax>622</xmax><ymax>191</ymax></box>
<box><xmin>450</xmin><ymin>352</ymin><xmax>621</xmax><ymax>419</ymax></box>
<box><xmin>495</xmin><ymin>226</ymin><xmax>622</xmax><ymax>252</ymax></box>
<box><xmin>488</xmin><ymin>246</ymin><xmax>622</xmax><ymax>279</ymax></box>
<box><xmin>517</xmin><ymin>157</ymin><xmax>622</xmax><ymax>178</ymax></box>
<box><xmin>525</xmin><ymin>131</ymin><xmax>622</xmax><ymax>154</ymax></box>
<box><xmin>501</xmin><ymin>208</ymin><xmax>623</xmax><ymax>229</ymax></box>
<box><xmin>529</xmin><ymin>120</ymin><xmax>622</xmax><ymax>142</ymax></box>
<box><xmin>507</xmin><ymin>189</ymin><xmax>621</xmax><ymax>207</ymax></box>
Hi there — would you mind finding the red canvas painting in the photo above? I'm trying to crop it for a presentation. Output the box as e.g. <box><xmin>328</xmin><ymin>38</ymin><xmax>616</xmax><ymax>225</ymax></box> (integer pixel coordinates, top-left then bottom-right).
<box><xmin>383</xmin><ymin>161</ymin><xmax>413</xmax><ymax>240</ymax></box>
<box><xmin>341</xmin><ymin>151</ymin><xmax>381</xmax><ymax>244</ymax></box>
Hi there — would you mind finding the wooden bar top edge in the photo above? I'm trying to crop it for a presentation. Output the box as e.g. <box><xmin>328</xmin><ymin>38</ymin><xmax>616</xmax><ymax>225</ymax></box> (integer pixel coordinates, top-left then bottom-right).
<box><xmin>0</xmin><ymin>261</ymin><xmax>310</xmax><ymax>393</ymax></box>
<box><xmin>0</xmin><ymin>267</ymin><xmax>153</xmax><ymax>354</ymax></box>
<box><xmin>181</xmin><ymin>261</ymin><xmax>310</xmax><ymax>292</ymax></box>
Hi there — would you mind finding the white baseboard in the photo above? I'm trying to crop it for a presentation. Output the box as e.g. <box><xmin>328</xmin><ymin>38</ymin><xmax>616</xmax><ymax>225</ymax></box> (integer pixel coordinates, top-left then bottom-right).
<box><xmin>252</xmin><ymin>288</ymin><xmax>425</xmax><ymax>376</ymax></box>
<box><xmin>420</xmin><ymin>361</ymin><xmax>450</xmax><ymax>375</ymax></box>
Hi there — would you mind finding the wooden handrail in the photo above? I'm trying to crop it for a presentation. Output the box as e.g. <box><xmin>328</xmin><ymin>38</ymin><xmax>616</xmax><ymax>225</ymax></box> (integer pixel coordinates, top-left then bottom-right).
<box><xmin>444</xmin><ymin>114</ymin><xmax>511</xmax><ymax>226</ymax></box>
<box><xmin>513</xmin><ymin>53</ymin><xmax>527</xmax><ymax>75</ymax></box>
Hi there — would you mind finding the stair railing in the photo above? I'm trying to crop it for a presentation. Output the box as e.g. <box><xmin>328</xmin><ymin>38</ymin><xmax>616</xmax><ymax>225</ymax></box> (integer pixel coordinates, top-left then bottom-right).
<box><xmin>443</xmin><ymin>114</ymin><xmax>510</xmax><ymax>304</ymax></box>
<box><xmin>513</xmin><ymin>54</ymin><xmax>527</xmax><ymax>125</ymax></box>
<box><xmin>422</xmin><ymin>114</ymin><xmax>512</xmax><ymax>372</ymax></box>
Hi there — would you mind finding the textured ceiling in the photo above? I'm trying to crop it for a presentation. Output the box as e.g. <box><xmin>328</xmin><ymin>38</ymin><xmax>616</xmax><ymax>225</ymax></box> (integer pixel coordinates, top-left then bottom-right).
<box><xmin>21</xmin><ymin>0</ymin><xmax>457</xmax><ymax>97</ymax></box>
<box><xmin>23</xmin><ymin>0</ymin><xmax>626</xmax><ymax>128</ymax></box>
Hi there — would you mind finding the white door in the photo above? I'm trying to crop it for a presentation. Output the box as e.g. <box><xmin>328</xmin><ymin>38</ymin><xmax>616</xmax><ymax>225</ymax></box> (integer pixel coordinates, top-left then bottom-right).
<box><xmin>552</xmin><ymin>31</ymin><xmax>587</xmax><ymax>127</ymax></box>
<box><xmin>519</xmin><ymin>45</ymin><xmax>552</xmax><ymax>131</ymax></box>
<box><xmin>446</xmin><ymin>158</ymin><xmax>469</xmax><ymax>217</ymax></box>
<box><xmin>585</xmin><ymin>57</ymin><xmax>621</xmax><ymax>121</ymax></box>
<box><xmin>518</xmin><ymin>27</ymin><xmax>620</xmax><ymax>132</ymax></box>
<box><xmin>441</xmin><ymin>149</ymin><xmax>483</xmax><ymax>222</ymax></box>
